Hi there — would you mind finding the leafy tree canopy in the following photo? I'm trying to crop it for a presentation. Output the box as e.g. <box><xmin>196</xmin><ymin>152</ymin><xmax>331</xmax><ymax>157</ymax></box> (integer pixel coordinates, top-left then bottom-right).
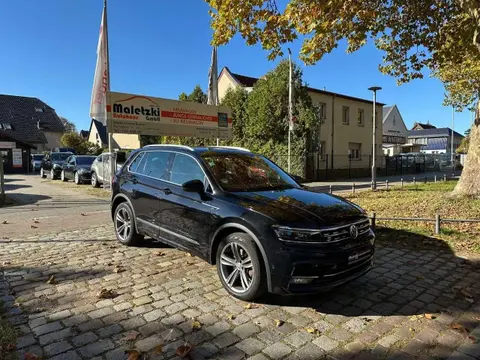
<box><xmin>60</xmin><ymin>117</ymin><xmax>76</xmax><ymax>133</ymax></box>
<box><xmin>60</xmin><ymin>132</ymin><xmax>102</xmax><ymax>155</ymax></box>
<box><xmin>206</xmin><ymin>0</ymin><xmax>480</xmax><ymax>110</ymax></box>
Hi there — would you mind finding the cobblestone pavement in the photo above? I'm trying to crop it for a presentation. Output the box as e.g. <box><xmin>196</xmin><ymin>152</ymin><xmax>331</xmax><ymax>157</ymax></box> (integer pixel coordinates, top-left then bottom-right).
<box><xmin>1</xmin><ymin>226</ymin><xmax>479</xmax><ymax>360</ymax></box>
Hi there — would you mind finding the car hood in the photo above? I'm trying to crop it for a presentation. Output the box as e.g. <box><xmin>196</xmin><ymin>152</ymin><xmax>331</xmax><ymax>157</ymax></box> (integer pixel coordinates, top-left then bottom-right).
<box><xmin>77</xmin><ymin>165</ymin><xmax>92</xmax><ymax>171</ymax></box>
<box><xmin>228</xmin><ymin>187</ymin><xmax>366</xmax><ymax>228</ymax></box>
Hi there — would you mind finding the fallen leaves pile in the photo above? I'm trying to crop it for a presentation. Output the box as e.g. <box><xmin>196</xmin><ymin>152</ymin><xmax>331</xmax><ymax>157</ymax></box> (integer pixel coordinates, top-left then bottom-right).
<box><xmin>97</xmin><ymin>288</ymin><xmax>117</xmax><ymax>299</ymax></box>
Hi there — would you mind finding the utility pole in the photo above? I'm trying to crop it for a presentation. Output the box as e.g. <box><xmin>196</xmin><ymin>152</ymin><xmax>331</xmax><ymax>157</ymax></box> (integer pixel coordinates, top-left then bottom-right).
<box><xmin>368</xmin><ymin>86</ymin><xmax>382</xmax><ymax>190</ymax></box>
<box><xmin>287</xmin><ymin>48</ymin><xmax>294</xmax><ymax>173</ymax></box>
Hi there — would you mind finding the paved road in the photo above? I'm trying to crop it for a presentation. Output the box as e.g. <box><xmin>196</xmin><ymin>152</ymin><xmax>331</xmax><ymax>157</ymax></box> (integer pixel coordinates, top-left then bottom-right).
<box><xmin>1</xmin><ymin>226</ymin><xmax>479</xmax><ymax>360</ymax></box>
<box><xmin>0</xmin><ymin>174</ymin><xmax>110</xmax><ymax>239</ymax></box>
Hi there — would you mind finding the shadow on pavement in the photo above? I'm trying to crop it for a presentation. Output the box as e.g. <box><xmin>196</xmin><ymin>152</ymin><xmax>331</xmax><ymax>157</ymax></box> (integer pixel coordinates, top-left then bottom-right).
<box><xmin>1</xmin><ymin>193</ymin><xmax>51</xmax><ymax>206</ymax></box>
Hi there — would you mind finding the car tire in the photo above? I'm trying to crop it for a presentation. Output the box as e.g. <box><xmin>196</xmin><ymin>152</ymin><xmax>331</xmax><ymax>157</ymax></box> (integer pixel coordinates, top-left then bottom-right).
<box><xmin>61</xmin><ymin>170</ymin><xmax>67</xmax><ymax>182</ymax></box>
<box><xmin>74</xmin><ymin>172</ymin><xmax>81</xmax><ymax>185</ymax></box>
<box><xmin>40</xmin><ymin>168</ymin><xmax>46</xmax><ymax>179</ymax></box>
<box><xmin>91</xmin><ymin>172</ymin><xmax>100</xmax><ymax>188</ymax></box>
<box><xmin>50</xmin><ymin>169</ymin><xmax>57</xmax><ymax>180</ymax></box>
<box><xmin>216</xmin><ymin>233</ymin><xmax>266</xmax><ymax>301</ymax></box>
<box><xmin>113</xmin><ymin>202</ymin><xmax>143</xmax><ymax>246</ymax></box>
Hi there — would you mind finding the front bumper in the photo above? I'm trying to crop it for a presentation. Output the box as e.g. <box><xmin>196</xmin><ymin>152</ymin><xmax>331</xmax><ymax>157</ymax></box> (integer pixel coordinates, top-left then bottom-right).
<box><xmin>268</xmin><ymin>233</ymin><xmax>375</xmax><ymax>295</ymax></box>
<box><xmin>78</xmin><ymin>172</ymin><xmax>92</xmax><ymax>181</ymax></box>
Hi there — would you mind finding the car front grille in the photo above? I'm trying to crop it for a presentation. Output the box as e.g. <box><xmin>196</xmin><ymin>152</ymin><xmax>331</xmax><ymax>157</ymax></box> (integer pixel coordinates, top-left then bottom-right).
<box><xmin>319</xmin><ymin>218</ymin><xmax>370</xmax><ymax>244</ymax></box>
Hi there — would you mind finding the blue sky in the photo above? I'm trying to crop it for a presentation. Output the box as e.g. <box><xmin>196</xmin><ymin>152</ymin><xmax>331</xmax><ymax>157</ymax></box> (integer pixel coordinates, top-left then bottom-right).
<box><xmin>0</xmin><ymin>0</ymin><xmax>474</xmax><ymax>135</ymax></box>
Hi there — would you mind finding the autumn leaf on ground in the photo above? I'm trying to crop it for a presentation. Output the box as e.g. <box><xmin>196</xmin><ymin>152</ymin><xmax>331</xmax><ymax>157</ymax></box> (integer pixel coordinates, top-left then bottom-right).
<box><xmin>46</xmin><ymin>275</ymin><xmax>56</xmax><ymax>284</ymax></box>
<box><xmin>244</xmin><ymin>303</ymin><xmax>259</xmax><ymax>310</ymax></box>
<box><xmin>125</xmin><ymin>350</ymin><xmax>142</xmax><ymax>360</ymax></box>
<box><xmin>227</xmin><ymin>314</ymin><xmax>236</xmax><ymax>320</ymax></box>
<box><xmin>275</xmin><ymin>319</ymin><xmax>285</xmax><ymax>327</ymax></box>
<box><xmin>192</xmin><ymin>320</ymin><xmax>202</xmax><ymax>330</ymax></box>
<box><xmin>156</xmin><ymin>251</ymin><xmax>165</xmax><ymax>256</ymax></box>
<box><xmin>460</xmin><ymin>289</ymin><xmax>473</xmax><ymax>298</ymax></box>
<box><xmin>305</xmin><ymin>327</ymin><xmax>321</xmax><ymax>336</ymax></box>
<box><xmin>450</xmin><ymin>323</ymin><xmax>470</xmax><ymax>334</ymax></box>
<box><xmin>186</xmin><ymin>253</ymin><xmax>192</xmax><ymax>257</ymax></box>
<box><xmin>176</xmin><ymin>344</ymin><xmax>193</xmax><ymax>357</ymax></box>
<box><xmin>409</xmin><ymin>315</ymin><xmax>422</xmax><ymax>321</ymax></box>
<box><xmin>24</xmin><ymin>353</ymin><xmax>40</xmax><ymax>360</ymax></box>
<box><xmin>153</xmin><ymin>344</ymin><xmax>163</xmax><ymax>354</ymax></box>
<box><xmin>424</xmin><ymin>313</ymin><xmax>437</xmax><ymax>320</ymax></box>
<box><xmin>468</xmin><ymin>336</ymin><xmax>478</xmax><ymax>344</ymax></box>
<box><xmin>2</xmin><ymin>219</ymin><xmax>8</xmax><ymax>224</ymax></box>
<box><xmin>113</xmin><ymin>266</ymin><xmax>125</xmax><ymax>273</ymax></box>
<box><xmin>30</xmin><ymin>225</ymin><xmax>38</xmax><ymax>229</ymax></box>
<box><xmin>97</xmin><ymin>288</ymin><xmax>117</xmax><ymax>299</ymax></box>
<box><xmin>123</xmin><ymin>331</ymin><xmax>140</xmax><ymax>341</ymax></box>
<box><xmin>81</xmin><ymin>213</ymin><xmax>86</xmax><ymax>216</ymax></box>
<box><xmin>33</xmin><ymin>219</ymin><xmax>39</xmax><ymax>223</ymax></box>
<box><xmin>3</xmin><ymin>261</ymin><xmax>11</xmax><ymax>265</ymax></box>
<box><xmin>6</xmin><ymin>343</ymin><xmax>16</xmax><ymax>351</ymax></box>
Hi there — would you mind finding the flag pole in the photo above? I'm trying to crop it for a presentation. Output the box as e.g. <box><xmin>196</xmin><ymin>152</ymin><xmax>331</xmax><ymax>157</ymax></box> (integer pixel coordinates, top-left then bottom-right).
<box><xmin>104</xmin><ymin>0</ymin><xmax>112</xmax><ymax>154</ymax></box>
<box><xmin>287</xmin><ymin>48</ymin><xmax>293</xmax><ymax>173</ymax></box>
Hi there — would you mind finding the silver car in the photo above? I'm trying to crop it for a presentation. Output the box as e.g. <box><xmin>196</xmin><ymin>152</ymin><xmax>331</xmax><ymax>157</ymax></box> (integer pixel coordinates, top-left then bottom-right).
<box><xmin>90</xmin><ymin>152</ymin><xmax>126</xmax><ymax>188</ymax></box>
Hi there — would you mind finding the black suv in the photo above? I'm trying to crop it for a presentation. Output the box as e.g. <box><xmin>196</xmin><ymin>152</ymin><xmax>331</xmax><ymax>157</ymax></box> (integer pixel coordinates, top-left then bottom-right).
<box><xmin>111</xmin><ymin>145</ymin><xmax>374</xmax><ymax>301</ymax></box>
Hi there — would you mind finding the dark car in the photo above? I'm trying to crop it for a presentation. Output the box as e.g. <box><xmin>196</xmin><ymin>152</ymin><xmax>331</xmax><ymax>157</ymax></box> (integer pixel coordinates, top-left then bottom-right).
<box><xmin>31</xmin><ymin>154</ymin><xmax>45</xmax><ymax>172</ymax></box>
<box><xmin>110</xmin><ymin>145</ymin><xmax>374</xmax><ymax>301</ymax></box>
<box><xmin>40</xmin><ymin>152</ymin><xmax>73</xmax><ymax>180</ymax></box>
<box><xmin>60</xmin><ymin>155</ymin><xmax>97</xmax><ymax>185</ymax></box>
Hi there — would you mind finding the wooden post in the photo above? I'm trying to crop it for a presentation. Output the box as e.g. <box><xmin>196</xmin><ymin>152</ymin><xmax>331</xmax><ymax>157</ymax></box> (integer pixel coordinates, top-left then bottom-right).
<box><xmin>329</xmin><ymin>185</ymin><xmax>332</xmax><ymax>194</ymax></box>
<box><xmin>370</xmin><ymin>212</ymin><xmax>376</xmax><ymax>231</ymax></box>
<box><xmin>443</xmin><ymin>174</ymin><xmax>447</xmax><ymax>182</ymax></box>
<box><xmin>413</xmin><ymin>177</ymin><xmax>416</xmax><ymax>186</ymax></box>
<box><xmin>401</xmin><ymin>178</ymin><xmax>404</xmax><ymax>188</ymax></box>
<box><xmin>435</xmin><ymin>213</ymin><xmax>441</xmax><ymax>235</ymax></box>
<box><xmin>352</xmin><ymin>183</ymin><xmax>356</xmax><ymax>194</ymax></box>
<box><xmin>434</xmin><ymin>175</ymin><xmax>437</xmax><ymax>183</ymax></box>
<box><xmin>424</xmin><ymin>176</ymin><xmax>427</xmax><ymax>184</ymax></box>
<box><xmin>386</xmin><ymin>180</ymin><xmax>389</xmax><ymax>191</ymax></box>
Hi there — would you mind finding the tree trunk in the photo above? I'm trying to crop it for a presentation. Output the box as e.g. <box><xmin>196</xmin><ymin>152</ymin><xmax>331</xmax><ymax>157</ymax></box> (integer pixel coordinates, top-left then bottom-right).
<box><xmin>452</xmin><ymin>102</ymin><xmax>480</xmax><ymax>197</ymax></box>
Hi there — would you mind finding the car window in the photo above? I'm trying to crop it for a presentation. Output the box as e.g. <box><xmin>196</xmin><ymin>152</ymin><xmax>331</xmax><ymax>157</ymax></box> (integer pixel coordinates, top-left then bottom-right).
<box><xmin>170</xmin><ymin>153</ymin><xmax>205</xmax><ymax>186</ymax></box>
<box><xmin>51</xmin><ymin>153</ymin><xmax>71</xmax><ymax>161</ymax></box>
<box><xmin>96</xmin><ymin>156</ymin><xmax>102</xmax><ymax>163</ymax></box>
<box><xmin>76</xmin><ymin>156</ymin><xmax>96</xmax><ymax>165</ymax></box>
<box><xmin>136</xmin><ymin>151</ymin><xmax>172</xmax><ymax>181</ymax></box>
<box><xmin>128</xmin><ymin>152</ymin><xmax>145</xmax><ymax>173</ymax></box>
<box><xmin>70</xmin><ymin>157</ymin><xmax>77</xmax><ymax>165</ymax></box>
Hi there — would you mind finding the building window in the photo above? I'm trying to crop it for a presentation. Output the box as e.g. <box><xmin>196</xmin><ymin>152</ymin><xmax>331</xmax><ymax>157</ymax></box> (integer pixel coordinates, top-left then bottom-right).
<box><xmin>35</xmin><ymin>107</ymin><xmax>44</xmax><ymax>113</ymax></box>
<box><xmin>348</xmin><ymin>142</ymin><xmax>361</xmax><ymax>160</ymax></box>
<box><xmin>2</xmin><ymin>123</ymin><xmax>12</xmax><ymax>130</ymax></box>
<box><xmin>342</xmin><ymin>106</ymin><xmax>350</xmax><ymax>125</ymax></box>
<box><xmin>317</xmin><ymin>103</ymin><xmax>327</xmax><ymax>119</ymax></box>
<box><xmin>357</xmin><ymin>109</ymin><xmax>364</xmax><ymax>126</ymax></box>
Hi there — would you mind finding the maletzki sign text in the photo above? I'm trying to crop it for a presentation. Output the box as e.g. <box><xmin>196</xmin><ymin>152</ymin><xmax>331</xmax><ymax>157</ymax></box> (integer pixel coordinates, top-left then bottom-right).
<box><xmin>106</xmin><ymin>91</ymin><xmax>232</xmax><ymax>139</ymax></box>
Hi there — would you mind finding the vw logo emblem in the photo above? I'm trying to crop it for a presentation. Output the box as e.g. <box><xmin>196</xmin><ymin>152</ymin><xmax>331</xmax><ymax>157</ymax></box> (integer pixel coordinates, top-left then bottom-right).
<box><xmin>349</xmin><ymin>225</ymin><xmax>359</xmax><ymax>239</ymax></box>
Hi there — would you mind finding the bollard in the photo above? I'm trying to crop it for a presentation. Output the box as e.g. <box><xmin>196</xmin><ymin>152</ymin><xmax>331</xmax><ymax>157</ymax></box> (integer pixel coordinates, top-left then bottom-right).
<box><xmin>352</xmin><ymin>183</ymin><xmax>356</xmax><ymax>194</ymax></box>
<box><xmin>434</xmin><ymin>175</ymin><xmax>437</xmax><ymax>183</ymax></box>
<box><xmin>329</xmin><ymin>185</ymin><xmax>333</xmax><ymax>194</ymax></box>
<box><xmin>401</xmin><ymin>178</ymin><xmax>404</xmax><ymax>188</ymax></box>
<box><xmin>444</xmin><ymin>174</ymin><xmax>447</xmax><ymax>182</ymax></box>
<box><xmin>371</xmin><ymin>181</ymin><xmax>374</xmax><ymax>191</ymax></box>
<box><xmin>435</xmin><ymin>213</ymin><xmax>441</xmax><ymax>235</ymax></box>
<box><xmin>386</xmin><ymin>180</ymin><xmax>389</xmax><ymax>191</ymax></box>
<box><xmin>413</xmin><ymin>177</ymin><xmax>416</xmax><ymax>186</ymax></box>
<box><xmin>424</xmin><ymin>176</ymin><xmax>427</xmax><ymax>184</ymax></box>
<box><xmin>370</xmin><ymin>212</ymin><xmax>376</xmax><ymax>232</ymax></box>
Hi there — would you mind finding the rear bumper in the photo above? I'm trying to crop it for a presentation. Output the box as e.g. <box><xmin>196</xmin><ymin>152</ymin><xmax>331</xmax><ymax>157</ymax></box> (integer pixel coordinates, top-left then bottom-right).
<box><xmin>268</xmin><ymin>234</ymin><xmax>375</xmax><ymax>295</ymax></box>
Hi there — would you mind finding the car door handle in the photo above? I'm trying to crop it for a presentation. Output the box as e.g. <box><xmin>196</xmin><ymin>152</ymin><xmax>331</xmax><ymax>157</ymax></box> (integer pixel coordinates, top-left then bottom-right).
<box><xmin>162</xmin><ymin>188</ymin><xmax>172</xmax><ymax>195</ymax></box>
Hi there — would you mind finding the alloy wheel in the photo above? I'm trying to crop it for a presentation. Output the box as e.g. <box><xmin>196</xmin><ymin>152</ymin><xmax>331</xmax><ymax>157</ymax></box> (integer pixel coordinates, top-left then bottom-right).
<box><xmin>220</xmin><ymin>242</ymin><xmax>254</xmax><ymax>294</ymax></box>
<box><xmin>40</xmin><ymin>168</ymin><xmax>43</xmax><ymax>177</ymax></box>
<box><xmin>115</xmin><ymin>207</ymin><xmax>131</xmax><ymax>241</ymax></box>
<box><xmin>75</xmin><ymin>172</ymin><xmax>79</xmax><ymax>184</ymax></box>
<box><xmin>50</xmin><ymin>170</ymin><xmax>54</xmax><ymax>179</ymax></box>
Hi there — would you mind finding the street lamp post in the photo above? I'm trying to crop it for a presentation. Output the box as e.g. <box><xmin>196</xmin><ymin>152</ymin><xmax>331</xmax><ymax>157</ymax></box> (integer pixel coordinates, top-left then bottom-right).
<box><xmin>368</xmin><ymin>86</ymin><xmax>382</xmax><ymax>190</ymax></box>
<box><xmin>451</xmin><ymin>106</ymin><xmax>455</xmax><ymax>172</ymax></box>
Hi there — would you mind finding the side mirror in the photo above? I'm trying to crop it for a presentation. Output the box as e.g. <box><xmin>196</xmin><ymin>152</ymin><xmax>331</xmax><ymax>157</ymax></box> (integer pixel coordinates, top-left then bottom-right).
<box><xmin>182</xmin><ymin>179</ymin><xmax>205</xmax><ymax>193</ymax></box>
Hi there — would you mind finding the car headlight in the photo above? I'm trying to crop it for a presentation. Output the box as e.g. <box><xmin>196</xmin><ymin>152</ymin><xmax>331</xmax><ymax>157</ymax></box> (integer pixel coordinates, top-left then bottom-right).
<box><xmin>272</xmin><ymin>226</ymin><xmax>322</xmax><ymax>242</ymax></box>
<box><xmin>77</xmin><ymin>168</ymin><xmax>86</xmax><ymax>174</ymax></box>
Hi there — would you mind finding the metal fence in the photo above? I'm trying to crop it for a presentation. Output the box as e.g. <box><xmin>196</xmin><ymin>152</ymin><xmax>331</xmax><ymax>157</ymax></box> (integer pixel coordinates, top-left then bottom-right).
<box><xmin>270</xmin><ymin>153</ymin><xmax>461</xmax><ymax>182</ymax></box>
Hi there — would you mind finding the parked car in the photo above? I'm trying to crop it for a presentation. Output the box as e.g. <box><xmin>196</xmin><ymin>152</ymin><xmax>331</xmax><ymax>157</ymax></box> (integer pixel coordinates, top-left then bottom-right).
<box><xmin>60</xmin><ymin>155</ymin><xmax>97</xmax><ymax>185</ymax></box>
<box><xmin>91</xmin><ymin>151</ymin><xmax>126</xmax><ymax>188</ymax></box>
<box><xmin>110</xmin><ymin>145</ymin><xmax>374</xmax><ymax>301</ymax></box>
<box><xmin>30</xmin><ymin>154</ymin><xmax>45</xmax><ymax>172</ymax></box>
<box><xmin>40</xmin><ymin>152</ymin><xmax>73</xmax><ymax>180</ymax></box>
<box><xmin>52</xmin><ymin>147</ymin><xmax>76</xmax><ymax>154</ymax></box>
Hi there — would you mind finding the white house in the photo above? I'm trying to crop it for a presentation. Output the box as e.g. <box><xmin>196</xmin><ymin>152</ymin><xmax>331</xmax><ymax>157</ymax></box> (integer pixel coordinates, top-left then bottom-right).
<box><xmin>382</xmin><ymin>105</ymin><xmax>412</xmax><ymax>155</ymax></box>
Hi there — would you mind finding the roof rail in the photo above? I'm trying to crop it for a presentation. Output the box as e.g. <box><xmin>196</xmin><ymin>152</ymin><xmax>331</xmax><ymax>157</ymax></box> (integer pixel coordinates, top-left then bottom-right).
<box><xmin>209</xmin><ymin>146</ymin><xmax>251</xmax><ymax>152</ymax></box>
<box><xmin>143</xmin><ymin>144</ymin><xmax>194</xmax><ymax>151</ymax></box>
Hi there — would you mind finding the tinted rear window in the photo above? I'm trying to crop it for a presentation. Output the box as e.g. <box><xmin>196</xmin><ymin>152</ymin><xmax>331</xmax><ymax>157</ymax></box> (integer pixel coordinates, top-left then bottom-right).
<box><xmin>76</xmin><ymin>157</ymin><xmax>96</xmax><ymax>165</ymax></box>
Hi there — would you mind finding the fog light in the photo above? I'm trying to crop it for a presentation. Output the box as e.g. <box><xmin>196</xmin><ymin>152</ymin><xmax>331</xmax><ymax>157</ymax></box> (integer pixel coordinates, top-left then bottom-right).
<box><xmin>290</xmin><ymin>277</ymin><xmax>316</xmax><ymax>285</ymax></box>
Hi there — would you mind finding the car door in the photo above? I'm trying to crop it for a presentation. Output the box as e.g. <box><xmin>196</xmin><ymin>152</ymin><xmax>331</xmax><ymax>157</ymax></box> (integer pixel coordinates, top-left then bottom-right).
<box><xmin>64</xmin><ymin>156</ymin><xmax>75</xmax><ymax>179</ymax></box>
<box><xmin>155</xmin><ymin>153</ymin><xmax>221</xmax><ymax>257</ymax></box>
<box><xmin>127</xmin><ymin>150</ymin><xmax>174</xmax><ymax>239</ymax></box>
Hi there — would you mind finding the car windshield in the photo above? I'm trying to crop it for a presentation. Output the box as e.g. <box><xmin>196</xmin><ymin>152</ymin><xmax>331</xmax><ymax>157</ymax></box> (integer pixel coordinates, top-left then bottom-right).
<box><xmin>76</xmin><ymin>156</ymin><xmax>96</xmax><ymax>165</ymax></box>
<box><xmin>32</xmin><ymin>155</ymin><xmax>44</xmax><ymax>161</ymax></box>
<box><xmin>201</xmin><ymin>152</ymin><xmax>299</xmax><ymax>192</ymax></box>
<box><xmin>51</xmin><ymin>153</ymin><xmax>71</xmax><ymax>161</ymax></box>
